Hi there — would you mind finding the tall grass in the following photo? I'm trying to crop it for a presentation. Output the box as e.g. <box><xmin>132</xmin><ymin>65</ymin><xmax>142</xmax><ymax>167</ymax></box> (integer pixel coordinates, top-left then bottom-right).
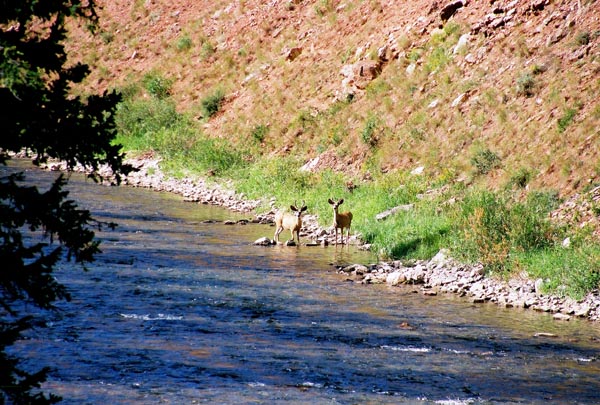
<box><xmin>115</xmin><ymin>97</ymin><xmax>245</xmax><ymax>177</ymax></box>
<box><xmin>515</xmin><ymin>246</ymin><xmax>600</xmax><ymax>300</ymax></box>
<box><xmin>452</xmin><ymin>189</ymin><xmax>565</xmax><ymax>276</ymax></box>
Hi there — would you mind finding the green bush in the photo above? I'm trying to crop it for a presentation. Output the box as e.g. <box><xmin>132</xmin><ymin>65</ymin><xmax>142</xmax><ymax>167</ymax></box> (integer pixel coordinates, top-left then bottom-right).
<box><xmin>176</xmin><ymin>35</ymin><xmax>193</xmax><ymax>51</ymax></box>
<box><xmin>509</xmin><ymin>191</ymin><xmax>559</xmax><ymax>251</ymax></box>
<box><xmin>116</xmin><ymin>98</ymin><xmax>181</xmax><ymax>140</ymax></box>
<box><xmin>143</xmin><ymin>73</ymin><xmax>173</xmax><ymax>100</ymax></box>
<box><xmin>201</xmin><ymin>88</ymin><xmax>225</xmax><ymax>118</ymax></box>
<box><xmin>506</xmin><ymin>167</ymin><xmax>532</xmax><ymax>189</ymax></box>
<box><xmin>557</xmin><ymin>107</ymin><xmax>577</xmax><ymax>133</ymax></box>
<box><xmin>456</xmin><ymin>191</ymin><xmax>511</xmax><ymax>272</ymax></box>
<box><xmin>470</xmin><ymin>148</ymin><xmax>501</xmax><ymax>175</ymax></box>
<box><xmin>453</xmin><ymin>189</ymin><xmax>560</xmax><ymax>275</ymax></box>
<box><xmin>200</xmin><ymin>40</ymin><xmax>216</xmax><ymax>59</ymax></box>
<box><xmin>251</xmin><ymin>124</ymin><xmax>269</xmax><ymax>143</ymax></box>
<box><xmin>361</xmin><ymin>114</ymin><xmax>380</xmax><ymax>147</ymax></box>
<box><xmin>576</xmin><ymin>31</ymin><xmax>591</xmax><ymax>46</ymax></box>
<box><xmin>184</xmin><ymin>136</ymin><xmax>246</xmax><ymax>176</ymax></box>
<box><xmin>516</xmin><ymin>72</ymin><xmax>535</xmax><ymax>97</ymax></box>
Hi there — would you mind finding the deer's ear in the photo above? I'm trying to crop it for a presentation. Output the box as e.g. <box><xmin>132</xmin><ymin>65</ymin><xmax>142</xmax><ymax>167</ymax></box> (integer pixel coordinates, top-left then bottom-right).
<box><xmin>339</xmin><ymin>199</ymin><xmax>344</xmax><ymax>205</ymax></box>
<box><xmin>290</xmin><ymin>205</ymin><xmax>297</xmax><ymax>211</ymax></box>
<box><xmin>328</xmin><ymin>198</ymin><xmax>334</xmax><ymax>205</ymax></box>
<box><xmin>301</xmin><ymin>206</ymin><xmax>308</xmax><ymax>212</ymax></box>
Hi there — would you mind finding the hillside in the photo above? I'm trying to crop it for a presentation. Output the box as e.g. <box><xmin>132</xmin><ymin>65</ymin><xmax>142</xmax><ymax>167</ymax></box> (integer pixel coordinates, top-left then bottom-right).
<box><xmin>69</xmin><ymin>0</ymin><xmax>599</xmax><ymax>196</ymax></box>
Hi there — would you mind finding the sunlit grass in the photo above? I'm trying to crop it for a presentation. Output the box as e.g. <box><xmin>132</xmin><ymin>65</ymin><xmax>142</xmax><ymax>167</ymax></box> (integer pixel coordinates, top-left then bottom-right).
<box><xmin>98</xmin><ymin>3</ymin><xmax>600</xmax><ymax>300</ymax></box>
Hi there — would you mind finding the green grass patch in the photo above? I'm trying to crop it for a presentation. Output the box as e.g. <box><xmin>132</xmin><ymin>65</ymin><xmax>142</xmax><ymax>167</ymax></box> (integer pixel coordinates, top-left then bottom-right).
<box><xmin>115</xmin><ymin>97</ymin><xmax>245</xmax><ymax>177</ymax></box>
<box><xmin>115</xmin><ymin>98</ymin><xmax>182</xmax><ymax>148</ymax></box>
<box><xmin>515</xmin><ymin>246</ymin><xmax>600</xmax><ymax>300</ymax></box>
<box><xmin>452</xmin><ymin>189</ymin><xmax>561</xmax><ymax>275</ymax></box>
<box><xmin>362</xmin><ymin>204</ymin><xmax>451</xmax><ymax>259</ymax></box>
<box><xmin>361</xmin><ymin>114</ymin><xmax>381</xmax><ymax>147</ymax></box>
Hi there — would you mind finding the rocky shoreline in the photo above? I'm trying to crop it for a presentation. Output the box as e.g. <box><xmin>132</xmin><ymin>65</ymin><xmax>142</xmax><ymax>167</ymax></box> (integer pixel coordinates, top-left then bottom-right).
<box><xmin>42</xmin><ymin>155</ymin><xmax>600</xmax><ymax>323</ymax></box>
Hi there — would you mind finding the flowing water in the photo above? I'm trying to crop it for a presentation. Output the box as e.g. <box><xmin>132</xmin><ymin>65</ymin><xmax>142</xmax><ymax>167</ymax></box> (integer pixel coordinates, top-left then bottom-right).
<box><xmin>6</xmin><ymin>162</ymin><xmax>600</xmax><ymax>404</ymax></box>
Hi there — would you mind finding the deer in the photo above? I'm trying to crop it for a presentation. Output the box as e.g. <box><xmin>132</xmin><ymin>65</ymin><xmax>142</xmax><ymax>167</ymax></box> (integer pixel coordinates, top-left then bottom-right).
<box><xmin>274</xmin><ymin>200</ymin><xmax>308</xmax><ymax>245</ymax></box>
<box><xmin>328</xmin><ymin>198</ymin><xmax>353</xmax><ymax>246</ymax></box>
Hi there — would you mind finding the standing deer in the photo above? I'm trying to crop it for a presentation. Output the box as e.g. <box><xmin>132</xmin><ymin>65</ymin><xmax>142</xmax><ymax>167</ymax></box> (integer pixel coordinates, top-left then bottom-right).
<box><xmin>328</xmin><ymin>198</ymin><xmax>353</xmax><ymax>245</ymax></box>
<box><xmin>274</xmin><ymin>200</ymin><xmax>308</xmax><ymax>245</ymax></box>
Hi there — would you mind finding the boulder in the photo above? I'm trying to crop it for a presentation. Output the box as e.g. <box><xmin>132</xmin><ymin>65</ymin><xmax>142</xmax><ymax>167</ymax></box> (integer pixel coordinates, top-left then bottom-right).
<box><xmin>254</xmin><ymin>237</ymin><xmax>273</xmax><ymax>246</ymax></box>
<box><xmin>386</xmin><ymin>271</ymin><xmax>407</xmax><ymax>286</ymax></box>
<box><xmin>440</xmin><ymin>0</ymin><xmax>466</xmax><ymax>22</ymax></box>
<box><xmin>284</xmin><ymin>46</ymin><xmax>302</xmax><ymax>61</ymax></box>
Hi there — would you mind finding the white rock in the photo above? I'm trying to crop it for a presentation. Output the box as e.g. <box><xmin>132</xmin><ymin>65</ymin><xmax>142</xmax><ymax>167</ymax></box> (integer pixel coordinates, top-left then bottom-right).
<box><xmin>254</xmin><ymin>237</ymin><xmax>273</xmax><ymax>246</ymax></box>
<box><xmin>411</xmin><ymin>166</ymin><xmax>425</xmax><ymax>175</ymax></box>
<box><xmin>386</xmin><ymin>271</ymin><xmax>407</xmax><ymax>286</ymax></box>
<box><xmin>453</xmin><ymin>33</ymin><xmax>470</xmax><ymax>54</ymax></box>
<box><xmin>553</xmin><ymin>313</ymin><xmax>571</xmax><ymax>321</ymax></box>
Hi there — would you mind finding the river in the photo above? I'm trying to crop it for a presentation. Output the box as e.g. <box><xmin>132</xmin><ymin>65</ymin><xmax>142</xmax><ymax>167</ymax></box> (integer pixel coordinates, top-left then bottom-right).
<box><xmin>6</xmin><ymin>161</ymin><xmax>600</xmax><ymax>404</ymax></box>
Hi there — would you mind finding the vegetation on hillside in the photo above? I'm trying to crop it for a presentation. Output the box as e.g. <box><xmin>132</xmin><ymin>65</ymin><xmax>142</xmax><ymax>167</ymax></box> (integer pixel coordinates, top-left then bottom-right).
<box><xmin>80</xmin><ymin>0</ymin><xmax>599</xmax><ymax>298</ymax></box>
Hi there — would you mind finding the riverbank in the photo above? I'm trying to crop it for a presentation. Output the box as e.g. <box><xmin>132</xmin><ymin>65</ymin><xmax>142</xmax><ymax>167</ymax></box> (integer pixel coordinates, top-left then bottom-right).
<box><xmin>42</xmin><ymin>155</ymin><xmax>600</xmax><ymax>323</ymax></box>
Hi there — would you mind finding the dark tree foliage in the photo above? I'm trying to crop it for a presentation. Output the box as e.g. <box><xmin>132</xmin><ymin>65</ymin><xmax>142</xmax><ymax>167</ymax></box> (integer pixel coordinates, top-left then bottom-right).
<box><xmin>0</xmin><ymin>1</ymin><xmax>132</xmax><ymax>403</ymax></box>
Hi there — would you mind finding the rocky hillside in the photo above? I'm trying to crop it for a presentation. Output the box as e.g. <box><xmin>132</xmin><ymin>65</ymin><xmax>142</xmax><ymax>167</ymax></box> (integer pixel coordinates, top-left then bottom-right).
<box><xmin>69</xmin><ymin>0</ymin><xmax>599</xmax><ymax>195</ymax></box>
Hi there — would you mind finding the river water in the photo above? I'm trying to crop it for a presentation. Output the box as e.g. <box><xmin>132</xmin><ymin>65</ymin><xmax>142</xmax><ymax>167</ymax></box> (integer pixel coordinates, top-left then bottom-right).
<box><xmin>6</xmin><ymin>162</ymin><xmax>600</xmax><ymax>404</ymax></box>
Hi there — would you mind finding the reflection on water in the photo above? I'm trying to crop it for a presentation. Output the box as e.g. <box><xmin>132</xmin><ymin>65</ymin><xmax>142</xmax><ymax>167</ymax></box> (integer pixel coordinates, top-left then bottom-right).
<box><xmin>5</xmin><ymin>161</ymin><xmax>600</xmax><ymax>404</ymax></box>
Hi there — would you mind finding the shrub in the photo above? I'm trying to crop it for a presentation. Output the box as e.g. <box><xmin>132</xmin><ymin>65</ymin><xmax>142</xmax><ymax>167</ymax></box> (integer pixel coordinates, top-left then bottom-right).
<box><xmin>314</xmin><ymin>0</ymin><xmax>333</xmax><ymax>17</ymax></box>
<box><xmin>201</xmin><ymin>88</ymin><xmax>225</xmax><ymax>118</ymax></box>
<box><xmin>425</xmin><ymin>46</ymin><xmax>450</xmax><ymax>73</ymax></box>
<box><xmin>458</xmin><ymin>191</ymin><xmax>512</xmax><ymax>273</ymax></box>
<box><xmin>361</xmin><ymin>114</ymin><xmax>380</xmax><ymax>147</ymax></box>
<box><xmin>470</xmin><ymin>148</ymin><xmax>501</xmax><ymax>175</ymax></box>
<box><xmin>185</xmin><ymin>136</ymin><xmax>246</xmax><ymax>176</ymax></box>
<box><xmin>506</xmin><ymin>167</ymin><xmax>532</xmax><ymax>189</ymax></box>
<box><xmin>176</xmin><ymin>35</ymin><xmax>193</xmax><ymax>51</ymax></box>
<box><xmin>294</xmin><ymin>109</ymin><xmax>315</xmax><ymax>130</ymax></box>
<box><xmin>200</xmin><ymin>40</ymin><xmax>216</xmax><ymax>59</ymax></box>
<box><xmin>557</xmin><ymin>107</ymin><xmax>577</xmax><ymax>133</ymax></box>
<box><xmin>576</xmin><ymin>31</ymin><xmax>591</xmax><ymax>46</ymax></box>
<box><xmin>100</xmin><ymin>30</ymin><xmax>114</xmax><ymax>44</ymax></box>
<box><xmin>251</xmin><ymin>124</ymin><xmax>269</xmax><ymax>143</ymax></box>
<box><xmin>509</xmin><ymin>191</ymin><xmax>558</xmax><ymax>251</ymax></box>
<box><xmin>454</xmin><ymin>189</ymin><xmax>560</xmax><ymax>275</ymax></box>
<box><xmin>143</xmin><ymin>73</ymin><xmax>173</xmax><ymax>100</ymax></box>
<box><xmin>516</xmin><ymin>72</ymin><xmax>535</xmax><ymax>97</ymax></box>
<box><xmin>116</xmin><ymin>98</ymin><xmax>181</xmax><ymax>140</ymax></box>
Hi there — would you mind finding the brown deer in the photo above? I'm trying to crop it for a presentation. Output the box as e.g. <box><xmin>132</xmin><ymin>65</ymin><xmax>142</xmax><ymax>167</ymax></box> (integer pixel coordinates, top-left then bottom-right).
<box><xmin>274</xmin><ymin>201</ymin><xmax>308</xmax><ymax>245</ymax></box>
<box><xmin>328</xmin><ymin>198</ymin><xmax>353</xmax><ymax>245</ymax></box>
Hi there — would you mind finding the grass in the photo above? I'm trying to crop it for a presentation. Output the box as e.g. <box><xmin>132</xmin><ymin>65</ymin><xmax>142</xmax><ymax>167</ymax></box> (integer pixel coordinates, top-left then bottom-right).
<box><xmin>114</xmin><ymin>91</ymin><xmax>600</xmax><ymax>298</ymax></box>
<box><xmin>102</xmin><ymin>7</ymin><xmax>600</xmax><ymax>301</ymax></box>
<box><xmin>515</xmin><ymin>246</ymin><xmax>600</xmax><ymax>300</ymax></box>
